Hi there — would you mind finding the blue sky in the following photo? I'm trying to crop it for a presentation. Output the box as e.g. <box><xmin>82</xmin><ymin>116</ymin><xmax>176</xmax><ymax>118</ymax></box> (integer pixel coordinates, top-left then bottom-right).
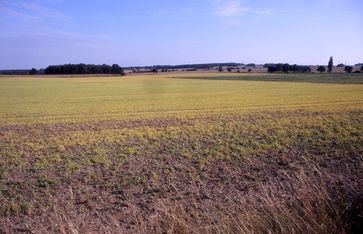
<box><xmin>0</xmin><ymin>0</ymin><xmax>362</xmax><ymax>69</ymax></box>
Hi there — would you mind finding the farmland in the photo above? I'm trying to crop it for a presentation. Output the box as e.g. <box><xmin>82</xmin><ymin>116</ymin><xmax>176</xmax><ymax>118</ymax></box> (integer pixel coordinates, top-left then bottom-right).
<box><xmin>0</xmin><ymin>73</ymin><xmax>363</xmax><ymax>233</ymax></box>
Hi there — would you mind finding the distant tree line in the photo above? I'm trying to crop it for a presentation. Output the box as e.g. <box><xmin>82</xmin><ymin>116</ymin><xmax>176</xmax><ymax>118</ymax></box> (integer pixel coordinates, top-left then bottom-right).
<box><xmin>2</xmin><ymin>61</ymin><xmax>362</xmax><ymax>75</ymax></box>
<box><xmin>29</xmin><ymin>68</ymin><xmax>38</xmax><ymax>75</ymax></box>
<box><xmin>124</xmin><ymin>63</ymin><xmax>241</xmax><ymax>71</ymax></box>
<box><xmin>265</xmin><ymin>63</ymin><xmax>311</xmax><ymax>73</ymax></box>
<box><xmin>44</xmin><ymin>64</ymin><xmax>125</xmax><ymax>75</ymax></box>
<box><xmin>0</xmin><ymin>69</ymin><xmax>34</xmax><ymax>75</ymax></box>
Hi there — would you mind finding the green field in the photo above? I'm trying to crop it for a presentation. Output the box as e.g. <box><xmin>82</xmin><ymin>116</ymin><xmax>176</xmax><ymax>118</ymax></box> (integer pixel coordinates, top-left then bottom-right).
<box><xmin>177</xmin><ymin>73</ymin><xmax>363</xmax><ymax>83</ymax></box>
<box><xmin>0</xmin><ymin>73</ymin><xmax>362</xmax><ymax>233</ymax></box>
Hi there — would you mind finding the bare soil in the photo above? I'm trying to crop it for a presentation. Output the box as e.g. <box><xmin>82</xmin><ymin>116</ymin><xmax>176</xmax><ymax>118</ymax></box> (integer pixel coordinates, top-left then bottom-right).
<box><xmin>0</xmin><ymin>110</ymin><xmax>362</xmax><ymax>233</ymax></box>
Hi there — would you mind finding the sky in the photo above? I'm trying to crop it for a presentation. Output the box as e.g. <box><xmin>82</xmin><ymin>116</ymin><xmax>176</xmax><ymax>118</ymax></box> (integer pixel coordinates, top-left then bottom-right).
<box><xmin>0</xmin><ymin>0</ymin><xmax>362</xmax><ymax>69</ymax></box>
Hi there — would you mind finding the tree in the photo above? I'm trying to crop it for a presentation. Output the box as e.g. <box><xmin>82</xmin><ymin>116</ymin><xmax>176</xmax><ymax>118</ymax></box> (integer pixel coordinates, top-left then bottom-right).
<box><xmin>79</xmin><ymin>64</ymin><xmax>88</xmax><ymax>74</ymax></box>
<box><xmin>275</xmin><ymin>63</ymin><xmax>283</xmax><ymax>72</ymax></box>
<box><xmin>289</xmin><ymin>64</ymin><xmax>298</xmax><ymax>73</ymax></box>
<box><xmin>248</xmin><ymin>68</ymin><xmax>252</xmax><ymax>72</ymax></box>
<box><xmin>264</xmin><ymin>63</ymin><xmax>274</xmax><ymax>68</ymax></box>
<box><xmin>102</xmin><ymin>64</ymin><xmax>111</xmax><ymax>74</ymax></box>
<box><xmin>344</xmin><ymin>66</ymin><xmax>353</xmax><ymax>73</ymax></box>
<box><xmin>267</xmin><ymin>66</ymin><xmax>277</xmax><ymax>73</ymax></box>
<box><xmin>328</xmin><ymin>57</ymin><xmax>333</xmax><ymax>73</ymax></box>
<box><xmin>218</xmin><ymin>66</ymin><xmax>223</xmax><ymax>72</ymax></box>
<box><xmin>151</xmin><ymin>68</ymin><xmax>158</xmax><ymax>73</ymax></box>
<box><xmin>317</xmin><ymin>66</ymin><xmax>326</xmax><ymax>73</ymax></box>
<box><xmin>111</xmin><ymin>64</ymin><xmax>123</xmax><ymax>74</ymax></box>
<box><xmin>337</xmin><ymin>63</ymin><xmax>345</xmax><ymax>67</ymax></box>
<box><xmin>361</xmin><ymin>65</ymin><xmax>363</xmax><ymax>72</ymax></box>
<box><xmin>29</xmin><ymin>68</ymin><xmax>37</xmax><ymax>75</ymax></box>
<box><xmin>282</xmin><ymin>63</ymin><xmax>290</xmax><ymax>73</ymax></box>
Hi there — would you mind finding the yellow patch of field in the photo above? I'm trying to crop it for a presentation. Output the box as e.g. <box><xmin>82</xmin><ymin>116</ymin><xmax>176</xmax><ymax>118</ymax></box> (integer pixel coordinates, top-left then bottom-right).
<box><xmin>0</xmin><ymin>73</ymin><xmax>362</xmax><ymax>125</ymax></box>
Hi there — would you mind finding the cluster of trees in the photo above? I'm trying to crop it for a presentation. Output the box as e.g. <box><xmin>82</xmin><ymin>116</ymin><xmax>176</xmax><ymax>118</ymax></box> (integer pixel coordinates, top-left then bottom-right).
<box><xmin>44</xmin><ymin>64</ymin><xmax>125</xmax><ymax>75</ymax></box>
<box><xmin>317</xmin><ymin>65</ymin><xmax>362</xmax><ymax>73</ymax></box>
<box><xmin>328</xmin><ymin>58</ymin><xmax>362</xmax><ymax>73</ymax></box>
<box><xmin>343</xmin><ymin>66</ymin><xmax>363</xmax><ymax>73</ymax></box>
<box><xmin>317</xmin><ymin>66</ymin><xmax>326</xmax><ymax>73</ymax></box>
<box><xmin>0</xmin><ymin>69</ymin><xmax>35</xmax><ymax>75</ymax></box>
<box><xmin>29</xmin><ymin>68</ymin><xmax>38</xmax><ymax>75</ymax></box>
<box><xmin>344</xmin><ymin>66</ymin><xmax>353</xmax><ymax>73</ymax></box>
<box><xmin>266</xmin><ymin>63</ymin><xmax>311</xmax><ymax>73</ymax></box>
<box><xmin>343</xmin><ymin>65</ymin><xmax>362</xmax><ymax>73</ymax></box>
<box><xmin>265</xmin><ymin>58</ymin><xmax>362</xmax><ymax>74</ymax></box>
<box><xmin>320</xmin><ymin>56</ymin><xmax>332</xmax><ymax>73</ymax></box>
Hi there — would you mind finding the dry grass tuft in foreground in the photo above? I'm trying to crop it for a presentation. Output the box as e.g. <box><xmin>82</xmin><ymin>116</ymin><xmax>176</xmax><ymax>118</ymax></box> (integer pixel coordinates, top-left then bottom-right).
<box><xmin>24</xmin><ymin>160</ymin><xmax>361</xmax><ymax>234</ymax></box>
<box><xmin>143</xmin><ymin>166</ymin><xmax>362</xmax><ymax>234</ymax></box>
